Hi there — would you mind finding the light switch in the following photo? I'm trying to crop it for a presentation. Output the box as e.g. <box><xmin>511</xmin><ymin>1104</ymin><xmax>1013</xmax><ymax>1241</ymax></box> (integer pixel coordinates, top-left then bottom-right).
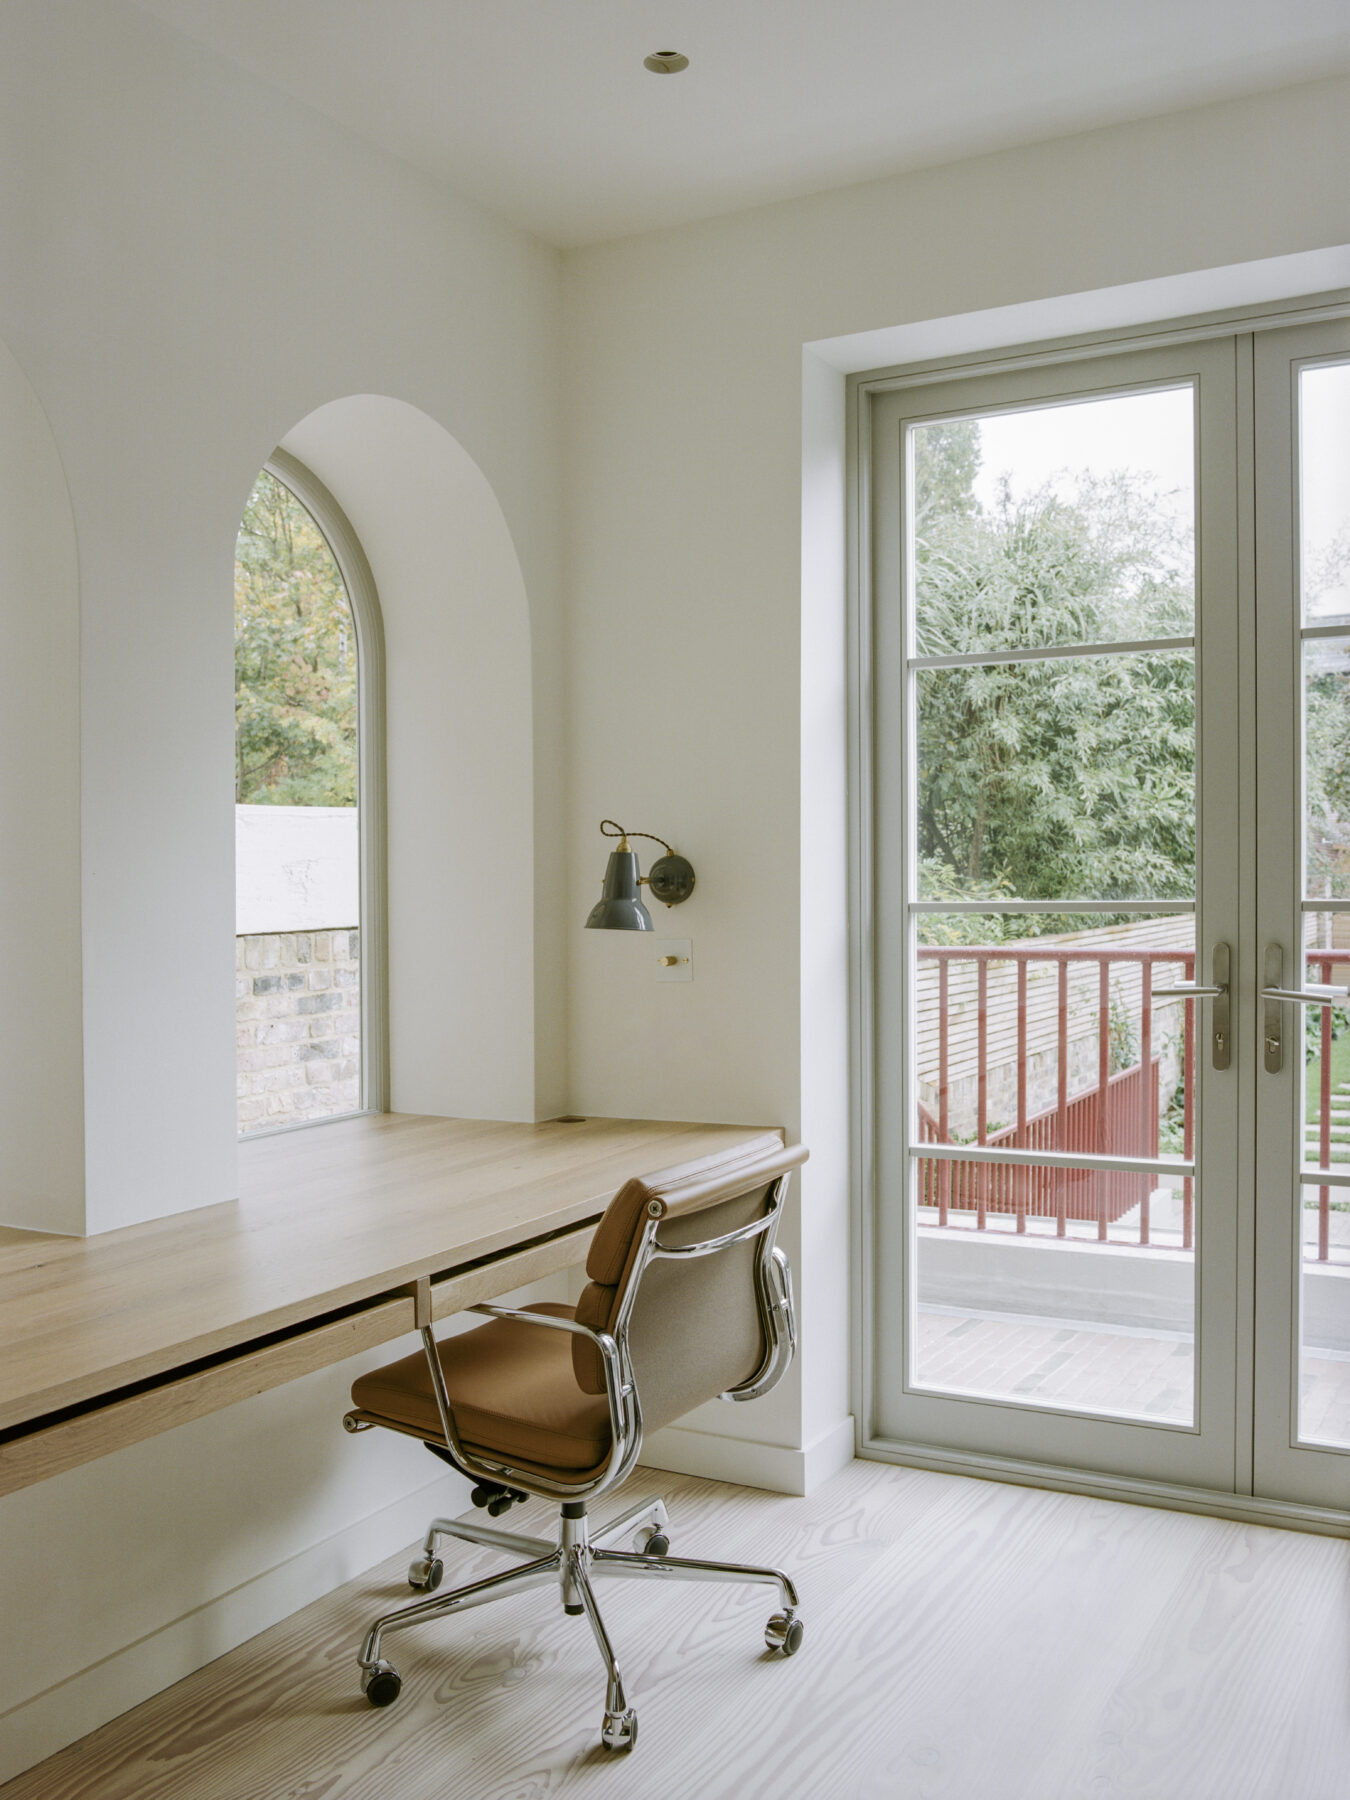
<box><xmin>654</xmin><ymin>937</ymin><xmax>692</xmax><ymax>982</ymax></box>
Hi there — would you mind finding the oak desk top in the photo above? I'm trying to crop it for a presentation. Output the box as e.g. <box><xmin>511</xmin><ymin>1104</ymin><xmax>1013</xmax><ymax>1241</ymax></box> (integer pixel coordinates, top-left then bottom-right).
<box><xmin>0</xmin><ymin>1113</ymin><xmax>782</xmax><ymax>1437</ymax></box>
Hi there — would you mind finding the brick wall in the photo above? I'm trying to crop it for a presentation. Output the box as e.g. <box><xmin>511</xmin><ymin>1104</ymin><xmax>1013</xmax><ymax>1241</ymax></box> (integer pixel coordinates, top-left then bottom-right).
<box><xmin>236</xmin><ymin>929</ymin><xmax>360</xmax><ymax>1134</ymax></box>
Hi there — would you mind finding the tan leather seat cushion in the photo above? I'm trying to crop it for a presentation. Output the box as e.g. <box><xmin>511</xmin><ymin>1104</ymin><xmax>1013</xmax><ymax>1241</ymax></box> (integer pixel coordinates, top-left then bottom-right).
<box><xmin>350</xmin><ymin>1302</ymin><xmax>612</xmax><ymax>1475</ymax></box>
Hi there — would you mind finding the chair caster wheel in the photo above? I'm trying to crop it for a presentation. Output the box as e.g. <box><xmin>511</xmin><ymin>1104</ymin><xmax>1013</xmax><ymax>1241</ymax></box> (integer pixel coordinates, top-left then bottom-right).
<box><xmin>765</xmin><ymin>1611</ymin><xmax>804</xmax><ymax>1655</ymax></box>
<box><xmin>361</xmin><ymin>1660</ymin><xmax>403</xmax><ymax>1707</ymax></box>
<box><xmin>407</xmin><ymin>1556</ymin><xmax>443</xmax><ymax>1592</ymax></box>
<box><xmin>601</xmin><ymin>1708</ymin><xmax>639</xmax><ymax>1752</ymax></box>
<box><xmin>636</xmin><ymin>1527</ymin><xmax>670</xmax><ymax>1558</ymax></box>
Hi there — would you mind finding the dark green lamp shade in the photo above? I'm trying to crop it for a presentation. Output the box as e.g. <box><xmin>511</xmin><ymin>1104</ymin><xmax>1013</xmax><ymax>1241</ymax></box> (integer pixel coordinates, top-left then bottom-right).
<box><xmin>585</xmin><ymin>848</ymin><xmax>653</xmax><ymax>931</ymax></box>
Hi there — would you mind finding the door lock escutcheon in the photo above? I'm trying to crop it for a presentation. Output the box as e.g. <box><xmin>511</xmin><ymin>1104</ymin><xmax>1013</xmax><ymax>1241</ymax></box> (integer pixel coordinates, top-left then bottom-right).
<box><xmin>1259</xmin><ymin>942</ymin><xmax>1350</xmax><ymax>1074</ymax></box>
<box><xmin>1152</xmin><ymin>942</ymin><xmax>1231</xmax><ymax>1071</ymax></box>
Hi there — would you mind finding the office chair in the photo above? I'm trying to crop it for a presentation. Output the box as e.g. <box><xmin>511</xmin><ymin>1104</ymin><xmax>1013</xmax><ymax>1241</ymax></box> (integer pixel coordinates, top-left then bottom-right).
<box><xmin>342</xmin><ymin>1136</ymin><xmax>808</xmax><ymax>1752</ymax></box>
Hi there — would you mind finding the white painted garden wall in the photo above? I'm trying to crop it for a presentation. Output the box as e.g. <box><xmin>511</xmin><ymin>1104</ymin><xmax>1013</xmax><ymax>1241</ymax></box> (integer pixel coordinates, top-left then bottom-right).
<box><xmin>235</xmin><ymin>805</ymin><xmax>359</xmax><ymax>935</ymax></box>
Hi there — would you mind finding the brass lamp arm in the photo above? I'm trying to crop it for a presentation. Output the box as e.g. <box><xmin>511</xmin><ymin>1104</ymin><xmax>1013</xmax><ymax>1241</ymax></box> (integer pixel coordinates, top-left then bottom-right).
<box><xmin>599</xmin><ymin>819</ymin><xmax>675</xmax><ymax>857</ymax></box>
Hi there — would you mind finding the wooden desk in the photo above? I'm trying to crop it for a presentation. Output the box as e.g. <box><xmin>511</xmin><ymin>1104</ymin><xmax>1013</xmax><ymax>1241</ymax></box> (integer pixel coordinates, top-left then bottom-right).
<box><xmin>0</xmin><ymin>1113</ymin><xmax>782</xmax><ymax>1499</ymax></box>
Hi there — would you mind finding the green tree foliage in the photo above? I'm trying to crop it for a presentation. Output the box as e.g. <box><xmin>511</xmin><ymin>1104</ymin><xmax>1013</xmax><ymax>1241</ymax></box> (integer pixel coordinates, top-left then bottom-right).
<box><xmin>914</xmin><ymin>419</ymin><xmax>981</xmax><ymax>531</ymax></box>
<box><xmin>235</xmin><ymin>471</ymin><xmax>357</xmax><ymax>806</ymax></box>
<box><xmin>914</xmin><ymin>423</ymin><xmax>1195</xmax><ymax>922</ymax></box>
<box><xmin>1303</xmin><ymin>532</ymin><xmax>1350</xmax><ymax>896</ymax></box>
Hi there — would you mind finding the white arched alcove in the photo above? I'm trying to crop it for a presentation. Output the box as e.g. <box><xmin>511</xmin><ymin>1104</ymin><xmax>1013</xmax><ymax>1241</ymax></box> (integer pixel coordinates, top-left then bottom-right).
<box><xmin>280</xmin><ymin>396</ymin><xmax>536</xmax><ymax>1121</ymax></box>
<box><xmin>0</xmin><ymin>334</ymin><xmax>83</xmax><ymax>1232</ymax></box>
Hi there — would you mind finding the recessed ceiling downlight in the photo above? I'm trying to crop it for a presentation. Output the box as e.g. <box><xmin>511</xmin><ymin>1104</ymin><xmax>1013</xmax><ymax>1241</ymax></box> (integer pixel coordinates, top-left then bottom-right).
<box><xmin>644</xmin><ymin>50</ymin><xmax>689</xmax><ymax>74</ymax></box>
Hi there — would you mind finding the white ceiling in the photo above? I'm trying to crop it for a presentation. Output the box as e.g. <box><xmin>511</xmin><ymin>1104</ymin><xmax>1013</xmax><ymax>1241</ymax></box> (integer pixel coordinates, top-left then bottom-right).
<box><xmin>137</xmin><ymin>2</ymin><xmax>1350</xmax><ymax>247</ymax></box>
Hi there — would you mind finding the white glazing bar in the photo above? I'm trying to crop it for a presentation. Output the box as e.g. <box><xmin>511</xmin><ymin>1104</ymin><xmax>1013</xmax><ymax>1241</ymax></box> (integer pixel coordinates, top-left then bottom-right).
<box><xmin>908</xmin><ymin>634</ymin><xmax>1194</xmax><ymax>672</ymax></box>
<box><xmin>1299</xmin><ymin>618</ymin><xmax>1350</xmax><ymax>641</ymax></box>
<box><xmin>912</xmin><ymin>1143</ymin><xmax>1194</xmax><ymax>1179</ymax></box>
<box><xmin>1299</xmin><ymin>1167</ymin><xmax>1350</xmax><ymax>1189</ymax></box>
<box><xmin>909</xmin><ymin>898</ymin><xmax>1195</xmax><ymax>915</ymax></box>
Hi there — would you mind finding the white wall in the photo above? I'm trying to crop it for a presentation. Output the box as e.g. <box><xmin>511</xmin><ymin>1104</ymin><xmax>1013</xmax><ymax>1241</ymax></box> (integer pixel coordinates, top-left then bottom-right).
<box><xmin>561</xmin><ymin>73</ymin><xmax>1350</xmax><ymax>1491</ymax></box>
<box><xmin>0</xmin><ymin>1</ymin><xmax>562</xmax><ymax>1777</ymax></box>
<box><xmin>0</xmin><ymin>0</ymin><xmax>563</xmax><ymax>1236</ymax></box>
<box><xmin>235</xmin><ymin>806</ymin><xmax>358</xmax><ymax>935</ymax></box>
<box><xmin>0</xmin><ymin>337</ymin><xmax>83</xmax><ymax>1235</ymax></box>
<box><xmin>283</xmin><ymin>395</ymin><xmax>539</xmax><ymax>1122</ymax></box>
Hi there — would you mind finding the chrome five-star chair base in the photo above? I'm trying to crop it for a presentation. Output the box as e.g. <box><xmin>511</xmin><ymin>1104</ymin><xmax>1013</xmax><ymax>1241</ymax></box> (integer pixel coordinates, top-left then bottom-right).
<box><xmin>359</xmin><ymin>1490</ymin><xmax>802</xmax><ymax>1753</ymax></box>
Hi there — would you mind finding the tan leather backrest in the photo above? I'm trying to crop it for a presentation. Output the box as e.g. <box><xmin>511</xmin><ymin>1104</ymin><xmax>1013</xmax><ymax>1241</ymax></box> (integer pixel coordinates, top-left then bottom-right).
<box><xmin>572</xmin><ymin>1137</ymin><xmax>808</xmax><ymax>1435</ymax></box>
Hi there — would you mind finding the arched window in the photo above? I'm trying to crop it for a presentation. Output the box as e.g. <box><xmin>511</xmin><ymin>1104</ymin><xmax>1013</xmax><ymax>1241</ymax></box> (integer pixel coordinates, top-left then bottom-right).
<box><xmin>234</xmin><ymin>450</ymin><xmax>386</xmax><ymax>1135</ymax></box>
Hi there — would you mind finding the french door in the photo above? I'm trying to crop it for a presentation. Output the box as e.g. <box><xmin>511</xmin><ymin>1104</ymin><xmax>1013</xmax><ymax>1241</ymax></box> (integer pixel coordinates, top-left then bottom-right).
<box><xmin>1253</xmin><ymin>320</ymin><xmax>1350</xmax><ymax>1509</ymax></box>
<box><xmin>864</xmin><ymin>317</ymin><xmax>1350</xmax><ymax>1512</ymax></box>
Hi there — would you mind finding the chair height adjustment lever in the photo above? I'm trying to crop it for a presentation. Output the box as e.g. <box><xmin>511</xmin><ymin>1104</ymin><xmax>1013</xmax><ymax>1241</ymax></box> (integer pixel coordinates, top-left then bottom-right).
<box><xmin>471</xmin><ymin>1480</ymin><xmax>528</xmax><ymax>1517</ymax></box>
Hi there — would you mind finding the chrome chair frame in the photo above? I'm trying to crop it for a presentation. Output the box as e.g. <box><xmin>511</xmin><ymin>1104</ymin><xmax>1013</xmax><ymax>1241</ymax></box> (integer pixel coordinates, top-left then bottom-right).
<box><xmin>343</xmin><ymin>1171</ymin><xmax>802</xmax><ymax>1751</ymax></box>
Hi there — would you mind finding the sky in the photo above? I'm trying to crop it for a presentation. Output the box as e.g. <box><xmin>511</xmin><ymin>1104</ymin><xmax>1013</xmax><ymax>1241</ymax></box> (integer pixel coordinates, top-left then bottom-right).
<box><xmin>954</xmin><ymin>370</ymin><xmax>1350</xmax><ymax>619</ymax></box>
<box><xmin>1301</xmin><ymin>360</ymin><xmax>1350</xmax><ymax>618</ymax></box>
<box><xmin>970</xmin><ymin>384</ymin><xmax>1193</xmax><ymax>523</ymax></box>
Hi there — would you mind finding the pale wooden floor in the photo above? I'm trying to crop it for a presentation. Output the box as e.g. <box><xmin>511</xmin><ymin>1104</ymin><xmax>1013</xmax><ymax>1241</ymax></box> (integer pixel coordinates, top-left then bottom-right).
<box><xmin>6</xmin><ymin>1460</ymin><xmax>1349</xmax><ymax>1800</ymax></box>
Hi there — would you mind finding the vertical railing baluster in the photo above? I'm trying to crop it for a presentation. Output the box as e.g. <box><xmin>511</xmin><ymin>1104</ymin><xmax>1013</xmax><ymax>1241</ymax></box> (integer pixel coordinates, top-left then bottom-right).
<box><xmin>1056</xmin><ymin>958</ymin><xmax>1069</xmax><ymax>1238</ymax></box>
<box><xmin>986</xmin><ymin>957</ymin><xmax>993</xmax><ymax>1238</ymax></box>
<box><xmin>1140</xmin><ymin>954</ymin><xmax>1153</xmax><ymax>1248</ymax></box>
<box><xmin>1017</xmin><ymin>957</ymin><xmax>1028</xmax><ymax>1234</ymax></box>
<box><xmin>938</xmin><ymin>955</ymin><xmax>950</xmax><ymax>1229</ymax></box>
<box><xmin>1097</xmin><ymin>958</ymin><xmax>1109</xmax><ymax>1242</ymax></box>
<box><xmin>1320</xmin><ymin>956</ymin><xmax>1332</xmax><ymax>1263</ymax></box>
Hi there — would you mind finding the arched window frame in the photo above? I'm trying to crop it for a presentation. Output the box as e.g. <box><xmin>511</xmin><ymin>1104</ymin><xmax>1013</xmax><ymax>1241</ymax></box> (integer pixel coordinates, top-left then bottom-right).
<box><xmin>256</xmin><ymin>446</ymin><xmax>389</xmax><ymax>1119</ymax></box>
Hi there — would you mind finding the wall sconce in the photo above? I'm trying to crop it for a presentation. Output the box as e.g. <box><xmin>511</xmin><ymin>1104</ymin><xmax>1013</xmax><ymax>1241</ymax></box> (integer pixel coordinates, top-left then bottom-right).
<box><xmin>585</xmin><ymin>819</ymin><xmax>696</xmax><ymax>931</ymax></box>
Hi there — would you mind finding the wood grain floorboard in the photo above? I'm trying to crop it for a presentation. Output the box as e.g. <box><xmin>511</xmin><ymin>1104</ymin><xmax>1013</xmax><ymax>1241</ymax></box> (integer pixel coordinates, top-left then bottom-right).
<box><xmin>4</xmin><ymin>1462</ymin><xmax>1347</xmax><ymax>1800</ymax></box>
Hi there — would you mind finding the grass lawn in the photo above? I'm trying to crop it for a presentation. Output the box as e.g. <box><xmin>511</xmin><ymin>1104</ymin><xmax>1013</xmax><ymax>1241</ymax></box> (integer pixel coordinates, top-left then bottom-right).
<box><xmin>1305</xmin><ymin>1025</ymin><xmax>1350</xmax><ymax>1124</ymax></box>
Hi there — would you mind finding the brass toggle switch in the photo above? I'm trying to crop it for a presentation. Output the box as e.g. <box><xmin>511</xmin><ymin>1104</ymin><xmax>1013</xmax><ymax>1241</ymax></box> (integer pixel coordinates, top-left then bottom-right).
<box><xmin>654</xmin><ymin>938</ymin><xmax>693</xmax><ymax>982</ymax></box>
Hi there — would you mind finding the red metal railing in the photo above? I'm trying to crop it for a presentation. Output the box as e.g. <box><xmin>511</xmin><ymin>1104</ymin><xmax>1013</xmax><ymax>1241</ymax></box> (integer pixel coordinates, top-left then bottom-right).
<box><xmin>1305</xmin><ymin>949</ymin><xmax>1347</xmax><ymax>1264</ymax></box>
<box><xmin>916</xmin><ymin>945</ymin><xmax>1194</xmax><ymax>1249</ymax></box>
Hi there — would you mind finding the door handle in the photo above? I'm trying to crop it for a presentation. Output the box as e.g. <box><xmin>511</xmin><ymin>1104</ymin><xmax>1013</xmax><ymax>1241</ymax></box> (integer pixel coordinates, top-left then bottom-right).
<box><xmin>1151</xmin><ymin>942</ymin><xmax>1230</xmax><ymax>1070</ymax></box>
<box><xmin>1152</xmin><ymin>982</ymin><xmax>1226</xmax><ymax>998</ymax></box>
<box><xmin>1260</xmin><ymin>943</ymin><xmax>1349</xmax><ymax>1074</ymax></box>
<box><xmin>1260</xmin><ymin>986</ymin><xmax>1350</xmax><ymax>1004</ymax></box>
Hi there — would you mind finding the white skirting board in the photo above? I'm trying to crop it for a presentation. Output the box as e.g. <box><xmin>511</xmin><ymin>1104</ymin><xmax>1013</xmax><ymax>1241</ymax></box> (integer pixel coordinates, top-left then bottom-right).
<box><xmin>638</xmin><ymin>1415</ymin><xmax>856</xmax><ymax>1496</ymax></box>
<box><xmin>0</xmin><ymin>1472</ymin><xmax>454</xmax><ymax>1787</ymax></box>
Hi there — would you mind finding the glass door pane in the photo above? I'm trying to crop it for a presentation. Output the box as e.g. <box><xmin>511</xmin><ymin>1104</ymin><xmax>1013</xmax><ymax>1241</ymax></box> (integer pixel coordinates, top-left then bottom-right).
<box><xmin>1297</xmin><ymin>372</ymin><xmax>1350</xmax><ymax>1445</ymax></box>
<box><xmin>869</xmin><ymin>340</ymin><xmax>1240</xmax><ymax>1490</ymax></box>
<box><xmin>909</xmin><ymin>387</ymin><xmax>1199</xmax><ymax>1425</ymax></box>
<box><xmin>913</xmin><ymin>913</ymin><xmax>1198</xmax><ymax>1421</ymax></box>
<box><xmin>1255</xmin><ymin>328</ymin><xmax>1350</xmax><ymax>1504</ymax></box>
<box><xmin>1297</xmin><ymin>915</ymin><xmax>1350</xmax><ymax>1449</ymax></box>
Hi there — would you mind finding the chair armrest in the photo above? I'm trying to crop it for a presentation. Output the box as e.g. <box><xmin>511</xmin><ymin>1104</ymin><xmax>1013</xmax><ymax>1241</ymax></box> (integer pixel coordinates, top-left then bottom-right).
<box><xmin>469</xmin><ymin>1302</ymin><xmax>611</xmax><ymax>1344</ymax></box>
<box><xmin>466</xmin><ymin>1304</ymin><xmax>633</xmax><ymax>1444</ymax></box>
